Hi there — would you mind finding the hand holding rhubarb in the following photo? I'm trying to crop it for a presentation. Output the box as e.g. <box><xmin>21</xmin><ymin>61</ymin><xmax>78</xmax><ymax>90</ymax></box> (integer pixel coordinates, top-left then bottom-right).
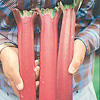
<box><xmin>0</xmin><ymin>47</ymin><xmax>40</xmax><ymax>98</ymax></box>
<box><xmin>68</xmin><ymin>39</ymin><xmax>86</xmax><ymax>74</ymax></box>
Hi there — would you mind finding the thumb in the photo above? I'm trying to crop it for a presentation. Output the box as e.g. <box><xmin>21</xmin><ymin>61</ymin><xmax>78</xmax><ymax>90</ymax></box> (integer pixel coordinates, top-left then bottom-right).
<box><xmin>68</xmin><ymin>59</ymin><xmax>81</xmax><ymax>74</ymax></box>
<box><xmin>68</xmin><ymin>39</ymin><xmax>86</xmax><ymax>74</ymax></box>
<box><xmin>10</xmin><ymin>71</ymin><xmax>24</xmax><ymax>90</ymax></box>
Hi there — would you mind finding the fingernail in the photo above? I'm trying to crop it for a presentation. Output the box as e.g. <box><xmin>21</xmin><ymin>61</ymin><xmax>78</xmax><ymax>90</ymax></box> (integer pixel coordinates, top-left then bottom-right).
<box><xmin>16</xmin><ymin>83</ymin><xmax>23</xmax><ymax>90</ymax></box>
<box><xmin>68</xmin><ymin>66</ymin><xmax>76</xmax><ymax>74</ymax></box>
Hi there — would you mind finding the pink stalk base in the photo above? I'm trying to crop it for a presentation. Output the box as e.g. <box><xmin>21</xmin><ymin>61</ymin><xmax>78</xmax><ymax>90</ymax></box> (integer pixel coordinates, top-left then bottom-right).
<box><xmin>57</xmin><ymin>8</ymin><xmax>76</xmax><ymax>100</ymax></box>
<box><xmin>38</xmin><ymin>9</ymin><xmax>61</xmax><ymax>100</ymax></box>
<box><xmin>13</xmin><ymin>9</ymin><xmax>37</xmax><ymax>100</ymax></box>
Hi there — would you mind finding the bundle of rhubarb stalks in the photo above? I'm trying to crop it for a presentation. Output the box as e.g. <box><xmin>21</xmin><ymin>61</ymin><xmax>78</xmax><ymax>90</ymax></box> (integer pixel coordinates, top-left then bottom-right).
<box><xmin>13</xmin><ymin>0</ymin><xmax>83</xmax><ymax>100</ymax></box>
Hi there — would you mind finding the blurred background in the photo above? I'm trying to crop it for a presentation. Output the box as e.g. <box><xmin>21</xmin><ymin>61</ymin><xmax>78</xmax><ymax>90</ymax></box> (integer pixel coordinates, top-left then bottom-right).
<box><xmin>92</xmin><ymin>0</ymin><xmax>100</xmax><ymax>100</ymax></box>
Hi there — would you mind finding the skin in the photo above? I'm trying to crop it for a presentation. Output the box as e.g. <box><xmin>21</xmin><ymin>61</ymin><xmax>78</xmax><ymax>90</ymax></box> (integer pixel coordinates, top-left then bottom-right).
<box><xmin>0</xmin><ymin>47</ymin><xmax>40</xmax><ymax>98</ymax></box>
<box><xmin>68</xmin><ymin>39</ymin><xmax>86</xmax><ymax>74</ymax></box>
<box><xmin>0</xmin><ymin>39</ymin><xmax>86</xmax><ymax>97</ymax></box>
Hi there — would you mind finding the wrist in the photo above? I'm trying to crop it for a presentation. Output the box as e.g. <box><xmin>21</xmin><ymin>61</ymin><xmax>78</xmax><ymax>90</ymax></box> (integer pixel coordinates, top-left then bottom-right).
<box><xmin>0</xmin><ymin>43</ymin><xmax>16</xmax><ymax>53</ymax></box>
<box><xmin>0</xmin><ymin>43</ymin><xmax>17</xmax><ymax>61</ymax></box>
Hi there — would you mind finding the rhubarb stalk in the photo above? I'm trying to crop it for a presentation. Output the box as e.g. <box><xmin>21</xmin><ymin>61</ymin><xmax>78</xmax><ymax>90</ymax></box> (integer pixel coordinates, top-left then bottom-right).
<box><xmin>13</xmin><ymin>9</ymin><xmax>37</xmax><ymax>100</ymax></box>
<box><xmin>57</xmin><ymin>2</ymin><xmax>76</xmax><ymax>100</ymax></box>
<box><xmin>38</xmin><ymin>8</ymin><xmax>61</xmax><ymax>100</ymax></box>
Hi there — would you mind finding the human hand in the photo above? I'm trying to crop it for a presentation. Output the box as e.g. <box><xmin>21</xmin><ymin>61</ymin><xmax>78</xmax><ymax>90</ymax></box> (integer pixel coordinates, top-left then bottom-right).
<box><xmin>0</xmin><ymin>47</ymin><xmax>40</xmax><ymax>97</ymax></box>
<box><xmin>68</xmin><ymin>39</ymin><xmax>86</xmax><ymax>74</ymax></box>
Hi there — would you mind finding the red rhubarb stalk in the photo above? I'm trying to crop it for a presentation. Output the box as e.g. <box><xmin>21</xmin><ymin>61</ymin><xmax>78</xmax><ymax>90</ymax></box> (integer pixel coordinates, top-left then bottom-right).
<box><xmin>70</xmin><ymin>10</ymin><xmax>76</xmax><ymax>64</ymax></box>
<box><xmin>37</xmin><ymin>8</ymin><xmax>61</xmax><ymax>100</ymax></box>
<box><xmin>13</xmin><ymin>9</ymin><xmax>37</xmax><ymax>100</ymax></box>
<box><xmin>57</xmin><ymin>2</ymin><xmax>76</xmax><ymax>100</ymax></box>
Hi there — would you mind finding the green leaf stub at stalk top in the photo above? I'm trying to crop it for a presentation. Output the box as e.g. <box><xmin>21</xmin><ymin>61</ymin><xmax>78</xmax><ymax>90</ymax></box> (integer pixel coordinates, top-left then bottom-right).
<box><xmin>57</xmin><ymin>1</ymin><xmax>74</xmax><ymax>10</ymax></box>
<box><xmin>57</xmin><ymin>0</ymin><xmax>83</xmax><ymax>11</ymax></box>
<box><xmin>19</xmin><ymin>10</ymin><xmax>34</xmax><ymax>18</ymax></box>
<box><xmin>40</xmin><ymin>7</ymin><xmax>59</xmax><ymax>19</ymax></box>
<box><xmin>74</xmin><ymin>0</ymin><xmax>83</xmax><ymax>12</ymax></box>
<box><xmin>52</xmin><ymin>8</ymin><xmax>57</xmax><ymax>18</ymax></box>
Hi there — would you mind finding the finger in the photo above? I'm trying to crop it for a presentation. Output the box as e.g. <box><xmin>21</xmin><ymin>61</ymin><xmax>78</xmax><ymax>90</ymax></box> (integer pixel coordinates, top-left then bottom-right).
<box><xmin>68</xmin><ymin>40</ymin><xmax>86</xmax><ymax>74</ymax></box>
<box><xmin>34</xmin><ymin>66</ymin><xmax>40</xmax><ymax>80</ymax></box>
<box><xmin>36</xmin><ymin>81</ymin><xmax>39</xmax><ymax>90</ymax></box>
<box><xmin>35</xmin><ymin>60</ymin><xmax>39</xmax><ymax>66</ymax></box>
<box><xmin>6</xmin><ymin>74</ymin><xmax>20</xmax><ymax>98</ymax></box>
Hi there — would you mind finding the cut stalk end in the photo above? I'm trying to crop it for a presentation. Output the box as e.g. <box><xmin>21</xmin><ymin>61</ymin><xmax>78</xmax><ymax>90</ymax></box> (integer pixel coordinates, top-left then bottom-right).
<box><xmin>38</xmin><ymin>7</ymin><xmax>60</xmax><ymax>19</ymax></box>
<box><xmin>13</xmin><ymin>9</ymin><xmax>37</xmax><ymax>18</ymax></box>
<box><xmin>57</xmin><ymin>1</ymin><xmax>74</xmax><ymax>11</ymax></box>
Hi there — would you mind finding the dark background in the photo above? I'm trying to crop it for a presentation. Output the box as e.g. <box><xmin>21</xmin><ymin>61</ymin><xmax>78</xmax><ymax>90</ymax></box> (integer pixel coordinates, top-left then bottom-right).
<box><xmin>93</xmin><ymin>0</ymin><xmax>100</xmax><ymax>17</ymax></box>
<box><xmin>93</xmin><ymin>0</ymin><xmax>100</xmax><ymax>55</ymax></box>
